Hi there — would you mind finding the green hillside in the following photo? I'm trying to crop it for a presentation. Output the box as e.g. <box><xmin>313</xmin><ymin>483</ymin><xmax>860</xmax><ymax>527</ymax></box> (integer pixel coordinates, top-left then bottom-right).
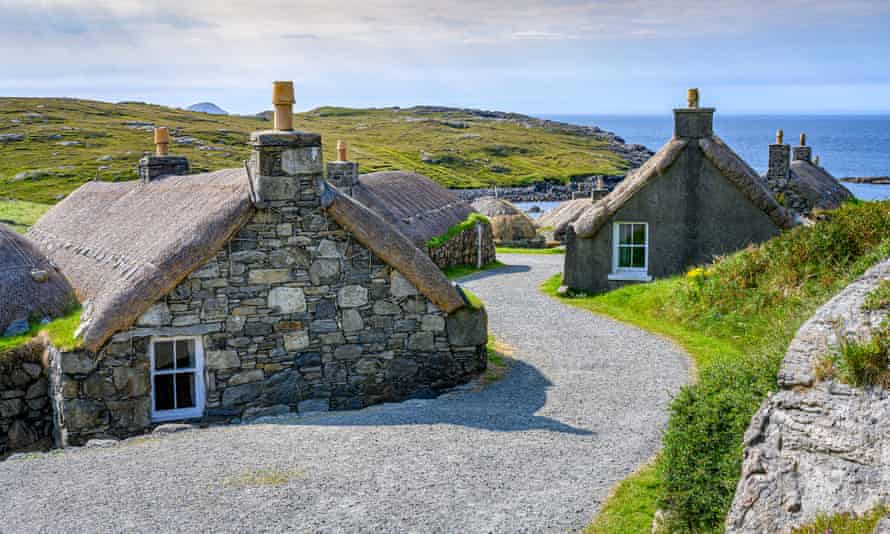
<box><xmin>0</xmin><ymin>98</ymin><xmax>632</xmax><ymax>206</ymax></box>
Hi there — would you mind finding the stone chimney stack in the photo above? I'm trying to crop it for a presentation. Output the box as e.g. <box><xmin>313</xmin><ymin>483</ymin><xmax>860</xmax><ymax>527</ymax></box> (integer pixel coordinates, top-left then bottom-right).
<box><xmin>248</xmin><ymin>81</ymin><xmax>323</xmax><ymax>207</ymax></box>
<box><xmin>674</xmin><ymin>88</ymin><xmax>715</xmax><ymax>139</ymax></box>
<box><xmin>137</xmin><ymin>127</ymin><xmax>189</xmax><ymax>182</ymax></box>
<box><xmin>592</xmin><ymin>176</ymin><xmax>609</xmax><ymax>202</ymax></box>
<box><xmin>767</xmin><ymin>128</ymin><xmax>791</xmax><ymax>184</ymax></box>
<box><xmin>326</xmin><ymin>140</ymin><xmax>359</xmax><ymax>195</ymax></box>
<box><xmin>792</xmin><ymin>132</ymin><xmax>812</xmax><ymax>163</ymax></box>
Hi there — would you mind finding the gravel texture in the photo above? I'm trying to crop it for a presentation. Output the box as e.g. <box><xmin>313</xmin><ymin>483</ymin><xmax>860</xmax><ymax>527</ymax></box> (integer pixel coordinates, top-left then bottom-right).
<box><xmin>0</xmin><ymin>254</ymin><xmax>689</xmax><ymax>533</ymax></box>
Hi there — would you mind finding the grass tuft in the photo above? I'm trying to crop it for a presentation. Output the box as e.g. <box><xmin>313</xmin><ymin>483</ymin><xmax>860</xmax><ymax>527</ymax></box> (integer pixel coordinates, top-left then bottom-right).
<box><xmin>428</xmin><ymin>213</ymin><xmax>490</xmax><ymax>249</ymax></box>
<box><xmin>863</xmin><ymin>279</ymin><xmax>890</xmax><ymax>311</ymax></box>
<box><xmin>820</xmin><ymin>324</ymin><xmax>890</xmax><ymax>388</ymax></box>
<box><xmin>484</xmin><ymin>336</ymin><xmax>513</xmax><ymax>384</ymax></box>
<box><xmin>790</xmin><ymin>504</ymin><xmax>889</xmax><ymax>534</ymax></box>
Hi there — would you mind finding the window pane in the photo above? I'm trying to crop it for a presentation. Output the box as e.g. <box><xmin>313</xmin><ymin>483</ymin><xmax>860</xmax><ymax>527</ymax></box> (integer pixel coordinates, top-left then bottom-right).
<box><xmin>618</xmin><ymin>246</ymin><xmax>633</xmax><ymax>268</ymax></box>
<box><xmin>154</xmin><ymin>375</ymin><xmax>175</xmax><ymax>411</ymax></box>
<box><xmin>632</xmin><ymin>224</ymin><xmax>646</xmax><ymax>245</ymax></box>
<box><xmin>175</xmin><ymin>373</ymin><xmax>195</xmax><ymax>409</ymax></box>
<box><xmin>175</xmin><ymin>339</ymin><xmax>195</xmax><ymax>369</ymax></box>
<box><xmin>619</xmin><ymin>224</ymin><xmax>632</xmax><ymax>245</ymax></box>
<box><xmin>632</xmin><ymin>247</ymin><xmax>646</xmax><ymax>268</ymax></box>
<box><xmin>155</xmin><ymin>342</ymin><xmax>174</xmax><ymax>371</ymax></box>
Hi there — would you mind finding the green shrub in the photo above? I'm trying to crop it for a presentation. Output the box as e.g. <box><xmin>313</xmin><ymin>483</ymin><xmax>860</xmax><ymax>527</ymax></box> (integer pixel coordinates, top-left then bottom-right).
<box><xmin>790</xmin><ymin>504</ymin><xmax>889</xmax><ymax>534</ymax></box>
<box><xmin>821</xmin><ymin>325</ymin><xmax>890</xmax><ymax>388</ymax></box>
<box><xmin>427</xmin><ymin>213</ymin><xmax>490</xmax><ymax>249</ymax></box>
<box><xmin>863</xmin><ymin>279</ymin><xmax>890</xmax><ymax>311</ymax></box>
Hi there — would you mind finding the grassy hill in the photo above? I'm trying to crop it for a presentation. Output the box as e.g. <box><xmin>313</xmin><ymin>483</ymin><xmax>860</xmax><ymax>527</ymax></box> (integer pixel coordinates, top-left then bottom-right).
<box><xmin>0</xmin><ymin>98</ymin><xmax>633</xmax><ymax>208</ymax></box>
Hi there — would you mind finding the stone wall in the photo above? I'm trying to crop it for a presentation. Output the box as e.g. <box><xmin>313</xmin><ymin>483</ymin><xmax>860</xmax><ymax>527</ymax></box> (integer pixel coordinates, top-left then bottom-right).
<box><xmin>0</xmin><ymin>338</ymin><xmax>53</xmax><ymax>456</ymax></box>
<box><xmin>427</xmin><ymin>222</ymin><xmax>496</xmax><ymax>269</ymax></box>
<box><xmin>52</xmin><ymin>190</ymin><xmax>488</xmax><ymax>446</ymax></box>
<box><xmin>727</xmin><ymin>258</ymin><xmax>890</xmax><ymax>533</ymax></box>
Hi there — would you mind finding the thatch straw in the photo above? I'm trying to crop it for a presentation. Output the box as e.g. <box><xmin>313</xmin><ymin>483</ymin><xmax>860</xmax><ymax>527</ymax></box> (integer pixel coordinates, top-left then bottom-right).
<box><xmin>320</xmin><ymin>181</ymin><xmax>466</xmax><ymax>313</ymax></box>
<box><xmin>573</xmin><ymin>138</ymin><xmax>688</xmax><ymax>239</ymax></box>
<box><xmin>699</xmin><ymin>136</ymin><xmax>797</xmax><ymax>229</ymax></box>
<box><xmin>535</xmin><ymin>198</ymin><xmax>594</xmax><ymax>240</ymax></box>
<box><xmin>28</xmin><ymin>169</ymin><xmax>254</xmax><ymax>352</ymax></box>
<box><xmin>0</xmin><ymin>225</ymin><xmax>76</xmax><ymax>335</ymax></box>
<box><xmin>786</xmin><ymin>160</ymin><xmax>854</xmax><ymax>211</ymax></box>
<box><xmin>353</xmin><ymin>171</ymin><xmax>475</xmax><ymax>247</ymax></box>
<box><xmin>470</xmin><ymin>198</ymin><xmax>538</xmax><ymax>242</ymax></box>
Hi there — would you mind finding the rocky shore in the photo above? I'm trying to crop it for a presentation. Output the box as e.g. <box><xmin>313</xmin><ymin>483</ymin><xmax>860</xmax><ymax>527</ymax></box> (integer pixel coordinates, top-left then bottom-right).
<box><xmin>841</xmin><ymin>176</ymin><xmax>890</xmax><ymax>185</ymax></box>
<box><xmin>451</xmin><ymin>175</ymin><xmax>626</xmax><ymax>203</ymax></box>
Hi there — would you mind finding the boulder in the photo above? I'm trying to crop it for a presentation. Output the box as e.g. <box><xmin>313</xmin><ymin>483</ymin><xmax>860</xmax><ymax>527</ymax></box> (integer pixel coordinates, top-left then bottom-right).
<box><xmin>446</xmin><ymin>306</ymin><xmax>488</xmax><ymax>347</ymax></box>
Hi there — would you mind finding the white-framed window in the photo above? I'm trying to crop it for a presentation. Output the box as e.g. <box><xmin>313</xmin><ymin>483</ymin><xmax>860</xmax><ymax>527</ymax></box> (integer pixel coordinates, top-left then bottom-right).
<box><xmin>609</xmin><ymin>222</ymin><xmax>652</xmax><ymax>282</ymax></box>
<box><xmin>149</xmin><ymin>336</ymin><xmax>205</xmax><ymax>422</ymax></box>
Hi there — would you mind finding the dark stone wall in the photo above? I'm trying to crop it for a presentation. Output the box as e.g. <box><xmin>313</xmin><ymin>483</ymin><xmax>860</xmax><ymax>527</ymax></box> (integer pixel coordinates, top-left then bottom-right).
<box><xmin>0</xmin><ymin>340</ymin><xmax>53</xmax><ymax>456</ymax></box>
<box><xmin>427</xmin><ymin>222</ymin><xmax>496</xmax><ymax>269</ymax></box>
<box><xmin>565</xmin><ymin>144</ymin><xmax>781</xmax><ymax>294</ymax></box>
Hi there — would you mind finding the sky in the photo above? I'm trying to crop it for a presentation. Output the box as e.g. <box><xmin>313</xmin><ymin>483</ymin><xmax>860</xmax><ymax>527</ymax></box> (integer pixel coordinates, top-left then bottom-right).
<box><xmin>2</xmin><ymin>0</ymin><xmax>890</xmax><ymax>115</ymax></box>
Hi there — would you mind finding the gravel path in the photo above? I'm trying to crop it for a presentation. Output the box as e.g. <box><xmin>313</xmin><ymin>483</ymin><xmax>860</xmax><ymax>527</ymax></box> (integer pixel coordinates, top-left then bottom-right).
<box><xmin>1</xmin><ymin>254</ymin><xmax>689</xmax><ymax>534</ymax></box>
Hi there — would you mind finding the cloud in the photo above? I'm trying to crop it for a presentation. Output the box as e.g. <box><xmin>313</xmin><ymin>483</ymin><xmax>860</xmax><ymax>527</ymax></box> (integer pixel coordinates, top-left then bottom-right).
<box><xmin>281</xmin><ymin>33</ymin><xmax>322</xmax><ymax>40</ymax></box>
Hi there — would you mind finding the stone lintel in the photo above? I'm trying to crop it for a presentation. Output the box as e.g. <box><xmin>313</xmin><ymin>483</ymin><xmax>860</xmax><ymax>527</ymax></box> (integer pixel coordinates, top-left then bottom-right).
<box><xmin>111</xmin><ymin>323</ymin><xmax>222</xmax><ymax>342</ymax></box>
<box><xmin>250</xmin><ymin>130</ymin><xmax>321</xmax><ymax>148</ymax></box>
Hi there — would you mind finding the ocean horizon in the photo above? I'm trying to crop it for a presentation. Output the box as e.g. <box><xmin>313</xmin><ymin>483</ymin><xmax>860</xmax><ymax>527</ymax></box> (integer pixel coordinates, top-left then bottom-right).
<box><xmin>540</xmin><ymin>113</ymin><xmax>890</xmax><ymax>201</ymax></box>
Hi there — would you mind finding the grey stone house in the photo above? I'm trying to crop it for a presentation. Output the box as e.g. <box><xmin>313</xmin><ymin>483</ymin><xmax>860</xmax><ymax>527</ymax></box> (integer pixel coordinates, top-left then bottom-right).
<box><xmin>329</xmin><ymin>157</ymin><xmax>495</xmax><ymax>269</ymax></box>
<box><xmin>564</xmin><ymin>91</ymin><xmax>798</xmax><ymax>294</ymax></box>
<box><xmin>24</xmin><ymin>83</ymin><xmax>488</xmax><ymax>446</ymax></box>
<box><xmin>763</xmin><ymin>131</ymin><xmax>853</xmax><ymax>214</ymax></box>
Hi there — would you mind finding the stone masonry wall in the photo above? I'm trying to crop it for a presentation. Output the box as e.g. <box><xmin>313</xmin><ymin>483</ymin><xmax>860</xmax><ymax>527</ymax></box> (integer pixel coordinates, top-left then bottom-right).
<box><xmin>427</xmin><ymin>222</ymin><xmax>496</xmax><ymax>269</ymax></box>
<box><xmin>727</xmin><ymin>258</ymin><xmax>890</xmax><ymax>533</ymax></box>
<box><xmin>52</xmin><ymin>195</ymin><xmax>488</xmax><ymax>445</ymax></box>
<box><xmin>0</xmin><ymin>338</ymin><xmax>53</xmax><ymax>456</ymax></box>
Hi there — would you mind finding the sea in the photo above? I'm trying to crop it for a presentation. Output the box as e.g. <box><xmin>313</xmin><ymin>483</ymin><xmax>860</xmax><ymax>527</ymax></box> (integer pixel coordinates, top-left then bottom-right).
<box><xmin>515</xmin><ymin>114</ymin><xmax>890</xmax><ymax>216</ymax></box>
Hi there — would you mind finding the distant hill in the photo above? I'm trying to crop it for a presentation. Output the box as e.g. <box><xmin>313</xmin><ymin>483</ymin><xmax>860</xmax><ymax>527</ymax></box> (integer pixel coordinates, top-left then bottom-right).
<box><xmin>187</xmin><ymin>102</ymin><xmax>228</xmax><ymax>115</ymax></box>
<box><xmin>0</xmin><ymin>98</ymin><xmax>650</xmax><ymax>204</ymax></box>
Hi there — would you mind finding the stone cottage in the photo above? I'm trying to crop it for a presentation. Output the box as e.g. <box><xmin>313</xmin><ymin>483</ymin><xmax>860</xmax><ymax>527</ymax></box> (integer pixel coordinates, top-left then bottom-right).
<box><xmin>471</xmin><ymin>197</ymin><xmax>545</xmax><ymax>248</ymax></box>
<box><xmin>25</xmin><ymin>82</ymin><xmax>488</xmax><ymax>447</ymax></box>
<box><xmin>563</xmin><ymin>90</ymin><xmax>798</xmax><ymax>294</ymax></box>
<box><xmin>328</xmin><ymin>144</ymin><xmax>495</xmax><ymax>270</ymax></box>
<box><xmin>763</xmin><ymin>130</ymin><xmax>853</xmax><ymax>215</ymax></box>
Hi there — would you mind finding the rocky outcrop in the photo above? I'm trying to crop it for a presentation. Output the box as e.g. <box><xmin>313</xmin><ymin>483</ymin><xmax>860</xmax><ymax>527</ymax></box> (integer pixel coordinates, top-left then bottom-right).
<box><xmin>727</xmin><ymin>258</ymin><xmax>890</xmax><ymax>533</ymax></box>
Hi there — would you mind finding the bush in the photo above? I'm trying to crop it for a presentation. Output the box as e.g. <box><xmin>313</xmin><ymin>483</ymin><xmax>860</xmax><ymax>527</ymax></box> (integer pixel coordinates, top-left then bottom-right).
<box><xmin>821</xmin><ymin>324</ymin><xmax>890</xmax><ymax>388</ymax></box>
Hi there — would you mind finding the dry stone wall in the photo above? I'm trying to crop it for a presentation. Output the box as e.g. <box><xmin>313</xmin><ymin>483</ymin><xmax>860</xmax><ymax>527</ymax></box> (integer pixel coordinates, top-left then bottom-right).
<box><xmin>0</xmin><ymin>339</ymin><xmax>53</xmax><ymax>455</ymax></box>
<box><xmin>727</xmin><ymin>258</ymin><xmax>890</xmax><ymax>533</ymax></box>
<box><xmin>51</xmin><ymin>190</ymin><xmax>487</xmax><ymax>446</ymax></box>
<box><xmin>428</xmin><ymin>223</ymin><xmax>496</xmax><ymax>269</ymax></box>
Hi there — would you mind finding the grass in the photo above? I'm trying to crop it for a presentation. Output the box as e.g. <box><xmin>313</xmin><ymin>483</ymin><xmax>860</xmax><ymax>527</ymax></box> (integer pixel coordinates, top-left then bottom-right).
<box><xmin>428</xmin><ymin>213</ymin><xmax>490</xmax><ymax>248</ymax></box>
<box><xmin>790</xmin><ymin>505</ymin><xmax>889</xmax><ymax>534</ymax></box>
<box><xmin>496</xmin><ymin>246</ymin><xmax>564</xmax><ymax>255</ymax></box>
<box><xmin>460</xmin><ymin>287</ymin><xmax>485</xmax><ymax>310</ymax></box>
<box><xmin>0</xmin><ymin>307</ymin><xmax>83</xmax><ymax>356</ymax></box>
<box><xmin>584</xmin><ymin>459</ymin><xmax>662</xmax><ymax>534</ymax></box>
<box><xmin>863</xmin><ymin>279</ymin><xmax>890</xmax><ymax>311</ymax></box>
<box><xmin>818</xmin><ymin>323</ymin><xmax>890</xmax><ymax>388</ymax></box>
<box><xmin>0</xmin><ymin>199</ymin><xmax>51</xmax><ymax>233</ymax></box>
<box><xmin>544</xmin><ymin>200</ymin><xmax>890</xmax><ymax>532</ymax></box>
<box><xmin>442</xmin><ymin>261</ymin><xmax>504</xmax><ymax>280</ymax></box>
<box><xmin>0</xmin><ymin>98</ymin><xmax>630</xmax><ymax>213</ymax></box>
<box><xmin>223</xmin><ymin>468</ymin><xmax>306</xmax><ymax>488</ymax></box>
<box><xmin>484</xmin><ymin>336</ymin><xmax>513</xmax><ymax>384</ymax></box>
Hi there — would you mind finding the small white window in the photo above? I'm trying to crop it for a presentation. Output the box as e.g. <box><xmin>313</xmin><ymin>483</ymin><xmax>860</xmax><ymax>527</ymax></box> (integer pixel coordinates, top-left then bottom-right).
<box><xmin>609</xmin><ymin>222</ymin><xmax>652</xmax><ymax>281</ymax></box>
<box><xmin>149</xmin><ymin>337</ymin><xmax>205</xmax><ymax>422</ymax></box>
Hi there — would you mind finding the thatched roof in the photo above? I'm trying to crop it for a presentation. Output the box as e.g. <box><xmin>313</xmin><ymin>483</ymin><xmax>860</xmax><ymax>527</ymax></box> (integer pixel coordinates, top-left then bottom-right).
<box><xmin>0</xmin><ymin>224</ymin><xmax>76</xmax><ymax>335</ymax></box>
<box><xmin>471</xmin><ymin>197</ymin><xmax>538</xmax><ymax>241</ymax></box>
<box><xmin>572</xmin><ymin>136</ymin><xmax>797</xmax><ymax>239</ymax></box>
<box><xmin>28</xmin><ymin>169</ymin><xmax>255</xmax><ymax>352</ymax></box>
<box><xmin>535</xmin><ymin>198</ymin><xmax>593</xmax><ymax>238</ymax></box>
<box><xmin>321</xmin><ymin>180</ymin><xmax>466</xmax><ymax>313</ymax></box>
<box><xmin>787</xmin><ymin>160</ymin><xmax>854</xmax><ymax>211</ymax></box>
<box><xmin>28</xmin><ymin>166</ymin><xmax>468</xmax><ymax>352</ymax></box>
<box><xmin>353</xmin><ymin>171</ymin><xmax>475</xmax><ymax>247</ymax></box>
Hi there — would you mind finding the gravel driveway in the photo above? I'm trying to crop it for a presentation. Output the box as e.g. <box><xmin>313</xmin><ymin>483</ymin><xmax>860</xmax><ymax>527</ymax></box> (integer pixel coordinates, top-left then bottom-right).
<box><xmin>1</xmin><ymin>254</ymin><xmax>689</xmax><ymax>533</ymax></box>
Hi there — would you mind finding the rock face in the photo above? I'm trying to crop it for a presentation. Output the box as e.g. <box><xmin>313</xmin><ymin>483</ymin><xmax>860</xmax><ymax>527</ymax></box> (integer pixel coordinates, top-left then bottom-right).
<box><xmin>186</xmin><ymin>102</ymin><xmax>228</xmax><ymax>115</ymax></box>
<box><xmin>727</xmin><ymin>258</ymin><xmax>890</xmax><ymax>533</ymax></box>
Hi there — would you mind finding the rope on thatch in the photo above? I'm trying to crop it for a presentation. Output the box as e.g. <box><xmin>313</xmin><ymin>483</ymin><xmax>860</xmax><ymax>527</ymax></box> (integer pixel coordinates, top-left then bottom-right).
<box><xmin>320</xmin><ymin>180</ymin><xmax>466</xmax><ymax>313</ymax></box>
<box><xmin>573</xmin><ymin>138</ymin><xmax>688</xmax><ymax>239</ymax></box>
<box><xmin>699</xmin><ymin>136</ymin><xmax>797</xmax><ymax>229</ymax></box>
<box><xmin>0</xmin><ymin>224</ymin><xmax>77</xmax><ymax>335</ymax></box>
<box><xmin>28</xmin><ymin>169</ymin><xmax>255</xmax><ymax>352</ymax></box>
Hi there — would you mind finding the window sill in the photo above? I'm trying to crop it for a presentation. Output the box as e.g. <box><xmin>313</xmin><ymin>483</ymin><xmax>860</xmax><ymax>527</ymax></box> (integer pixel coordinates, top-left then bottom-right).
<box><xmin>608</xmin><ymin>272</ymin><xmax>653</xmax><ymax>282</ymax></box>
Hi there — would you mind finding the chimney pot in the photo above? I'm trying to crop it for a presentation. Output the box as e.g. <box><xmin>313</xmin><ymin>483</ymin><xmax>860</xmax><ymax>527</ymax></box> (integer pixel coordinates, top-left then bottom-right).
<box><xmin>776</xmin><ymin>129</ymin><xmax>784</xmax><ymax>145</ymax></box>
<box><xmin>687</xmin><ymin>88</ymin><xmax>699</xmax><ymax>109</ymax></box>
<box><xmin>337</xmin><ymin>140</ymin><xmax>347</xmax><ymax>162</ymax></box>
<box><xmin>272</xmin><ymin>81</ymin><xmax>295</xmax><ymax>131</ymax></box>
<box><xmin>799</xmin><ymin>132</ymin><xmax>806</xmax><ymax>146</ymax></box>
<box><xmin>154</xmin><ymin>127</ymin><xmax>170</xmax><ymax>156</ymax></box>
